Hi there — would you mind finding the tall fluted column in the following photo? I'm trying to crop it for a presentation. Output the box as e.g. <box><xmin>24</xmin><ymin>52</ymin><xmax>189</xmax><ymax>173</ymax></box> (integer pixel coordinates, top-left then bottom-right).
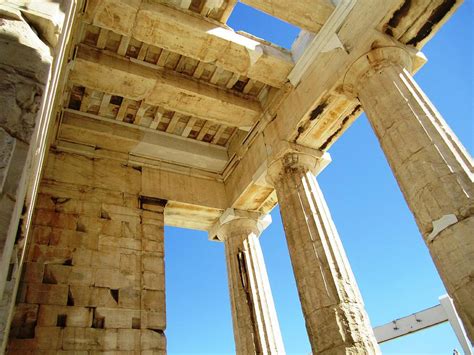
<box><xmin>212</xmin><ymin>210</ymin><xmax>285</xmax><ymax>354</ymax></box>
<box><xmin>267</xmin><ymin>153</ymin><xmax>380</xmax><ymax>354</ymax></box>
<box><xmin>344</xmin><ymin>46</ymin><xmax>474</xmax><ymax>342</ymax></box>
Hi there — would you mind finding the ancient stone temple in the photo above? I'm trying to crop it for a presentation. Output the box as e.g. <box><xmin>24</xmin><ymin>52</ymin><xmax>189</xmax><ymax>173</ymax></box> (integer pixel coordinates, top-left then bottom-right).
<box><xmin>0</xmin><ymin>0</ymin><xmax>472</xmax><ymax>353</ymax></box>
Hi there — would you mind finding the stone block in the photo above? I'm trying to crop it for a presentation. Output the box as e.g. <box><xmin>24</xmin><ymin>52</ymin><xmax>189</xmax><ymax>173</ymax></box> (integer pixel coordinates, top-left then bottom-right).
<box><xmin>43</xmin><ymin>265</ymin><xmax>93</xmax><ymax>286</ymax></box>
<box><xmin>142</xmin><ymin>311</ymin><xmax>166</xmax><ymax>331</ymax></box>
<box><xmin>117</xmin><ymin>329</ymin><xmax>140</xmax><ymax>350</ymax></box>
<box><xmin>28</xmin><ymin>244</ymin><xmax>73</xmax><ymax>264</ymax></box>
<box><xmin>142</xmin><ymin>255</ymin><xmax>164</xmax><ymax>274</ymax></box>
<box><xmin>62</xmin><ymin>327</ymin><xmax>118</xmax><ymax>351</ymax></box>
<box><xmin>72</xmin><ymin>248</ymin><xmax>93</xmax><ymax>266</ymax></box>
<box><xmin>69</xmin><ymin>286</ymin><xmax>118</xmax><ymax>308</ymax></box>
<box><xmin>37</xmin><ymin>305</ymin><xmax>93</xmax><ymax>327</ymax></box>
<box><xmin>141</xmin><ymin>224</ymin><xmax>164</xmax><ymax>242</ymax></box>
<box><xmin>120</xmin><ymin>253</ymin><xmax>140</xmax><ymax>274</ymax></box>
<box><xmin>95</xmin><ymin>307</ymin><xmax>140</xmax><ymax>329</ymax></box>
<box><xmin>94</xmin><ymin>269</ymin><xmax>136</xmax><ymax>289</ymax></box>
<box><xmin>34</xmin><ymin>210</ymin><xmax>78</xmax><ymax>230</ymax></box>
<box><xmin>142</xmin><ymin>272</ymin><xmax>165</xmax><ymax>291</ymax></box>
<box><xmin>91</xmin><ymin>250</ymin><xmax>121</xmax><ymax>269</ymax></box>
<box><xmin>118</xmin><ymin>288</ymin><xmax>140</xmax><ymax>309</ymax></box>
<box><xmin>26</xmin><ymin>284</ymin><xmax>68</xmax><ymax>305</ymax></box>
<box><xmin>142</xmin><ymin>240</ymin><xmax>163</xmax><ymax>253</ymax></box>
<box><xmin>23</xmin><ymin>262</ymin><xmax>44</xmax><ymax>283</ymax></box>
<box><xmin>142</xmin><ymin>290</ymin><xmax>165</xmax><ymax>312</ymax></box>
<box><xmin>140</xmin><ymin>329</ymin><xmax>166</xmax><ymax>351</ymax></box>
<box><xmin>8</xmin><ymin>327</ymin><xmax>62</xmax><ymax>350</ymax></box>
<box><xmin>121</xmin><ymin>220</ymin><xmax>141</xmax><ymax>239</ymax></box>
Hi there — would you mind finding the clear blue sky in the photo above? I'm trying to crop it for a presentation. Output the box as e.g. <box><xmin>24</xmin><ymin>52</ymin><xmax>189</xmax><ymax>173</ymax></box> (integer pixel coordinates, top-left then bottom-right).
<box><xmin>164</xmin><ymin>2</ymin><xmax>473</xmax><ymax>354</ymax></box>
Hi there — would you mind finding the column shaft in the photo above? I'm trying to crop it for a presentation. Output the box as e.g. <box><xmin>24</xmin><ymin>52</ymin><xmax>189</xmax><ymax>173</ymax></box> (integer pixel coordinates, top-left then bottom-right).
<box><xmin>221</xmin><ymin>218</ymin><xmax>285</xmax><ymax>354</ymax></box>
<box><xmin>355</xmin><ymin>55</ymin><xmax>473</xmax><ymax>340</ymax></box>
<box><xmin>271</xmin><ymin>155</ymin><xmax>380</xmax><ymax>354</ymax></box>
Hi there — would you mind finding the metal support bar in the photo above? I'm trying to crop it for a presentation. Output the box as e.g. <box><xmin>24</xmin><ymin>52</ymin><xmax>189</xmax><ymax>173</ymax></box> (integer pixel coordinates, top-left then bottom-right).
<box><xmin>373</xmin><ymin>295</ymin><xmax>472</xmax><ymax>354</ymax></box>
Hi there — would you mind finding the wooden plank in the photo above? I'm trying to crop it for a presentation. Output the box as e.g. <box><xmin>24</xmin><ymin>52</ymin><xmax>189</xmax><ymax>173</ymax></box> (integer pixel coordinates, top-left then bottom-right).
<box><xmin>71</xmin><ymin>46</ymin><xmax>262</xmax><ymax>129</ymax></box>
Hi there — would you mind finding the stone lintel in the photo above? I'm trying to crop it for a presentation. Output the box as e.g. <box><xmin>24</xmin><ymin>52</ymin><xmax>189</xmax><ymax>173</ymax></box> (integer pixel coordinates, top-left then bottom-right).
<box><xmin>208</xmin><ymin>208</ymin><xmax>272</xmax><ymax>242</ymax></box>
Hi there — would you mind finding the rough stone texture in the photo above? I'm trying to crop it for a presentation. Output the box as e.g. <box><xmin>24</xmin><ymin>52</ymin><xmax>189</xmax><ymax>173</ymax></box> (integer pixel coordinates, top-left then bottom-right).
<box><xmin>0</xmin><ymin>8</ymin><xmax>52</xmax><ymax>349</ymax></box>
<box><xmin>217</xmin><ymin>215</ymin><xmax>285</xmax><ymax>354</ymax></box>
<box><xmin>267</xmin><ymin>153</ymin><xmax>380</xmax><ymax>354</ymax></box>
<box><xmin>6</xmin><ymin>151</ymin><xmax>167</xmax><ymax>353</ymax></box>
<box><xmin>347</xmin><ymin>47</ymin><xmax>474</xmax><ymax>342</ymax></box>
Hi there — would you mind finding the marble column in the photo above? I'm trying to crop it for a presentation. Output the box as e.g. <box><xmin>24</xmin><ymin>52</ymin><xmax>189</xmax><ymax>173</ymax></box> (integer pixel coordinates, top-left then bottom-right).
<box><xmin>267</xmin><ymin>153</ymin><xmax>380</xmax><ymax>354</ymax></box>
<box><xmin>213</xmin><ymin>210</ymin><xmax>285</xmax><ymax>354</ymax></box>
<box><xmin>344</xmin><ymin>46</ymin><xmax>474</xmax><ymax>342</ymax></box>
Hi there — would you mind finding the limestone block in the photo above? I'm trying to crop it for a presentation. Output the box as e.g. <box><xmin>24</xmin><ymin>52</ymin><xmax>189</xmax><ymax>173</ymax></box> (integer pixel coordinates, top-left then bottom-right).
<box><xmin>77</xmin><ymin>216</ymin><xmax>122</xmax><ymax>236</ymax></box>
<box><xmin>8</xmin><ymin>327</ymin><xmax>62</xmax><ymax>350</ymax></box>
<box><xmin>62</xmin><ymin>328</ymin><xmax>118</xmax><ymax>351</ymax></box>
<box><xmin>11</xmin><ymin>303</ymin><xmax>38</xmax><ymax>326</ymax></box>
<box><xmin>141</xmin><ymin>224</ymin><xmax>164</xmax><ymax>242</ymax></box>
<box><xmin>142</xmin><ymin>254</ymin><xmax>164</xmax><ymax>274</ymax></box>
<box><xmin>95</xmin><ymin>308</ymin><xmax>140</xmax><ymax>329</ymax></box>
<box><xmin>28</xmin><ymin>244</ymin><xmax>73</xmax><ymax>264</ymax></box>
<box><xmin>37</xmin><ymin>305</ymin><xmax>92</xmax><ymax>327</ymax></box>
<box><xmin>23</xmin><ymin>262</ymin><xmax>44</xmax><ymax>283</ymax></box>
<box><xmin>142</xmin><ymin>273</ymin><xmax>164</xmax><ymax>291</ymax></box>
<box><xmin>71</xmin><ymin>249</ymin><xmax>93</xmax><ymax>266</ymax></box>
<box><xmin>25</xmin><ymin>283</ymin><xmax>68</xmax><ymax>305</ymax></box>
<box><xmin>142</xmin><ymin>311</ymin><xmax>166</xmax><ymax>331</ymax></box>
<box><xmin>91</xmin><ymin>250</ymin><xmax>120</xmax><ymax>269</ymax></box>
<box><xmin>94</xmin><ymin>269</ymin><xmax>136</xmax><ymax>289</ymax></box>
<box><xmin>117</xmin><ymin>329</ymin><xmax>140</xmax><ymax>351</ymax></box>
<box><xmin>121</xmin><ymin>220</ymin><xmax>142</xmax><ymax>239</ymax></box>
<box><xmin>142</xmin><ymin>290</ymin><xmax>165</xmax><ymax>313</ymax></box>
<box><xmin>140</xmin><ymin>329</ymin><xmax>166</xmax><ymax>351</ymax></box>
<box><xmin>142</xmin><ymin>240</ymin><xmax>163</xmax><ymax>254</ymax></box>
<box><xmin>120</xmin><ymin>253</ymin><xmax>140</xmax><ymax>274</ymax></box>
<box><xmin>69</xmin><ymin>286</ymin><xmax>118</xmax><ymax>308</ymax></box>
<box><xmin>43</xmin><ymin>265</ymin><xmax>93</xmax><ymax>286</ymax></box>
<box><xmin>34</xmin><ymin>210</ymin><xmax>78</xmax><ymax>230</ymax></box>
<box><xmin>118</xmin><ymin>288</ymin><xmax>140</xmax><ymax>309</ymax></box>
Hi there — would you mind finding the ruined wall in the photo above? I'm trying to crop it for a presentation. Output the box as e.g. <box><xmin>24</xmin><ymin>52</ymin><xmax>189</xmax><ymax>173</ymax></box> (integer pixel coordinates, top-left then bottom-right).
<box><xmin>7</xmin><ymin>151</ymin><xmax>166</xmax><ymax>353</ymax></box>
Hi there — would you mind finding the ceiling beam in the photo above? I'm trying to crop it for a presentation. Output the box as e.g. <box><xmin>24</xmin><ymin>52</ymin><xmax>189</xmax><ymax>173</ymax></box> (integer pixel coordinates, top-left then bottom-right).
<box><xmin>240</xmin><ymin>0</ymin><xmax>335</xmax><ymax>33</ymax></box>
<box><xmin>70</xmin><ymin>46</ymin><xmax>261</xmax><ymax>130</ymax></box>
<box><xmin>59</xmin><ymin>111</ymin><xmax>229</xmax><ymax>173</ymax></box>
<box><xmin>84</xmin><ymin>0</ymin><xmax>294</xmax><ymax>88</ymax></box>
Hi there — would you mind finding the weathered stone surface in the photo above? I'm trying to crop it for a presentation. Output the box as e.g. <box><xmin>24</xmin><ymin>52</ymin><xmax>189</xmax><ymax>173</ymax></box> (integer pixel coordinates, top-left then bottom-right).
<box><xmin>215</xmin><ymin>211</ymin><xmax>285</xmax><ymax>354</ymax></box>
<box><xmin>345</xmin><ymin>46</ymin><xmax>474</xmax><ymax>341</ymax></box>
<box><xmin>7</xmin><ymin>152</ymin><xmax>167</xmax><ymax>352</ymax></box>
<box><xmin>267</xmin><ymin>152</ymin><xmax>380</xmax><ymax>354</ymax></box>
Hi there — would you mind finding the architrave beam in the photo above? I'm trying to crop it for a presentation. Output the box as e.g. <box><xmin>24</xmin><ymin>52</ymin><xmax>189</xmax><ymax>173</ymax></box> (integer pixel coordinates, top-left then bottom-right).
<box><xmin>59</xmin><ymin>110</ymin><xmax>229</xmax><ymax>172</ymax></box>
<box><xmin>240</xmin><ymin>0</ymin><xmax>335</xmax><ymax>33</ymax></box>
<box><xmin>70</xmin><ymin>45</ymin><xmax>261</xmax><ymax>130</ymax></box>
<box><xmin>84</xmin><ymin>0</ymin><xmax>294</xmax><ymax>88</ymax></box>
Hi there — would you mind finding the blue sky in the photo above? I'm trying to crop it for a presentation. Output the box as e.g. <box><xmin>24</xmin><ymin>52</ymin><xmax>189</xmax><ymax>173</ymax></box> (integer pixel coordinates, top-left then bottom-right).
<box><xmin>164</xmin><ymin>2</ymin><xmax>473</xmax><ymax>354</ymax></box>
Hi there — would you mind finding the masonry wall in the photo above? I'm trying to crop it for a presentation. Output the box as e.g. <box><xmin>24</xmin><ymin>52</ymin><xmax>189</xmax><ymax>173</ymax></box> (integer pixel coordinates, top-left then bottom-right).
<box><xmin>7</xmin><ymin>151</ymin><xmax>166</xmax><ymax>353</ymax></box>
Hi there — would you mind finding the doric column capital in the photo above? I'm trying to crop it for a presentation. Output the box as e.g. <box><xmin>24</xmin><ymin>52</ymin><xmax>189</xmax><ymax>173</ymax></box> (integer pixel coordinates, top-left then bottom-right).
<box><xmin>266</xmin><ymin>150</ymin><xmax>331</xmax><ymax>187</ymax></box>
<box><xmin>342</xmin><ymin>46</ymin><xmax>426</xmax><ymax>98</ymax></box>
<box><xmin>208</xmin><ymin>209</ymin><xmax>272</xmax><ymax>242</ymax></box>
